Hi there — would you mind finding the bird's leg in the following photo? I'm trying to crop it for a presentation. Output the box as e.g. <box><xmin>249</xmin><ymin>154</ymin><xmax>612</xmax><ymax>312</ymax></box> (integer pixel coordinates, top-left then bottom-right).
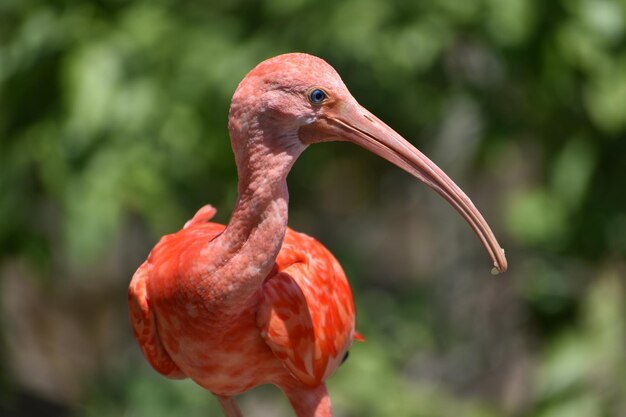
<box><xmin>216</xmin><ymin>395</ymin><xmax>244</xmax><ymax>417</ymax></box>
<box><xmin>281</xmin><ymin>383</ymin><xmax>332</xmax><ymax>417</ymax></box>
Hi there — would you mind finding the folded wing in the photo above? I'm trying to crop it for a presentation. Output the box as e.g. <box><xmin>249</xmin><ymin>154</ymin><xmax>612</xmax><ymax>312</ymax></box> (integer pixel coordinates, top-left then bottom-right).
<box><xmin>257</xmin><ymin>228</ymin><xmax>358</xmax><ymax>387</ymax></box>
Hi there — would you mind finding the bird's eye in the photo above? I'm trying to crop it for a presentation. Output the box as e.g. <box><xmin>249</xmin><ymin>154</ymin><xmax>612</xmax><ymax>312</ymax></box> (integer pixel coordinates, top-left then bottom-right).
<box><xmin>309</xmin><ymin>89</ymin><xmax>327</xmax><ymax>104</ymax></box>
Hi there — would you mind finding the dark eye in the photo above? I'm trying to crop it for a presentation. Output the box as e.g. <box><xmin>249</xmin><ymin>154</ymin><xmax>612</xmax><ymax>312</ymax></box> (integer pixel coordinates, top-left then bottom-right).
<box><xmin>309</xmin><ymin>89</ymin><xmax>326</xmax><ymax>104</ymax></box>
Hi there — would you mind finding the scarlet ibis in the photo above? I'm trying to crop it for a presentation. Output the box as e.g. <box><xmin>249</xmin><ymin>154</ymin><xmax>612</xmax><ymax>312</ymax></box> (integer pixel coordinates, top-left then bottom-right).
<box><xmin>128</xmin><ymin>53</ymin><xmax>507</xmax><ymax>417</ymax></box>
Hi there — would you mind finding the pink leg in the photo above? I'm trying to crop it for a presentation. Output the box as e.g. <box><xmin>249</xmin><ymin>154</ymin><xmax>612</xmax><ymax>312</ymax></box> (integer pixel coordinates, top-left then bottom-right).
<box><xmin>216</xmin><ymin>395</ymin><xmax>243</xmax><ymax>417</ymax></box>
<box><xmin>281</xmin><ymin>383</ymin><xmax>332</xmax><ymax>417</ymax></box>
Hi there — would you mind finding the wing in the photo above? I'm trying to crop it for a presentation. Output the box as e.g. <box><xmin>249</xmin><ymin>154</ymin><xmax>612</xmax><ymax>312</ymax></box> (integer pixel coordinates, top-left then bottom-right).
<box><xmin>128</xmin><ymin>261</ymin><xmax>186</xmax><ymax>379</ymax></box>
<box><xmin>128</xmin><ymin>204</ymin><xmax>221</xmax><ymax>379</ymax></box>
<box><xmin>256</xmin><ymin>228</ymin><xmax>358</xmax><ymax>387</ymax></box>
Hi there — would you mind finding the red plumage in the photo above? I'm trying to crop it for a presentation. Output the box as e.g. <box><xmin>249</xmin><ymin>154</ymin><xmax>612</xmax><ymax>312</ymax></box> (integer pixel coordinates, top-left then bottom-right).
<box><xmin>129</xmin><ymin>205</ymin><xmax>359</xmax><ymax>407</ymax></box>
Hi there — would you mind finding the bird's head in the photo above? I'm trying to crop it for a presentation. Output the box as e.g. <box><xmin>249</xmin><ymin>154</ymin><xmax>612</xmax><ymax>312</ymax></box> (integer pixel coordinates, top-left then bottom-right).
<box><xmin>228</xmin><ymin>53</ymin><xmax>350</xmax><ymax>153</ymax></box>
<box><xmin>229</xmin><ymin>53</ymin><xmax>507</xmax><ymax>273</ymax></box>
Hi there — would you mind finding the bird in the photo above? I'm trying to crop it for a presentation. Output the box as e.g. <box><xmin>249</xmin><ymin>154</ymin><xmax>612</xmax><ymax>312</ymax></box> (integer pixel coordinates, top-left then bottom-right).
<box><xmin>128</xmin><ymin>53</ymin><xmax>508</xmax><ymax>417</ymax></box>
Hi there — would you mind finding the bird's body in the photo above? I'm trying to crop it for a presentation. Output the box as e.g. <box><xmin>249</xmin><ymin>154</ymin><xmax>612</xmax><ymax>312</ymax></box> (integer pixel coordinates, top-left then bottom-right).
<box><xmin>129</xmin><ymin>53</ymin><xmax>507</xmax><ymax>417</ymax></box>
<box><xmin>130</xmin><ymin>205</ymin><xmax>357</xmax><ymax>402</ymax></box>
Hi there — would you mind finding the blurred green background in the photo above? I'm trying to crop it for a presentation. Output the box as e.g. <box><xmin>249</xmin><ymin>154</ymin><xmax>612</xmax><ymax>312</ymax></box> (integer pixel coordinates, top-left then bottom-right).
<box><xmin>1</xmin><ymin>0</ymin><xmax>625</xmax><ymax>416</ymax></box>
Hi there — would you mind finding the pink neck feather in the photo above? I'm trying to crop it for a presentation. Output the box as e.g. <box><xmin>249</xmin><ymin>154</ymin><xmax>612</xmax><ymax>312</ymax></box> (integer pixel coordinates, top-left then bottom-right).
<box><xmin>205</xmin><ymin>124</ymin><xmax>304</xmax><ymax>308</ymax></box>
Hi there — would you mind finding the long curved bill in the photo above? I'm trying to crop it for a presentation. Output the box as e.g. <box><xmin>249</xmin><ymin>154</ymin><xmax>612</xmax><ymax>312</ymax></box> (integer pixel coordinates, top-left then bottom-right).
<box><xmin>299</xmin><ymin>102</ymin><xmax>508</xmax><ymax>274</ymax></box>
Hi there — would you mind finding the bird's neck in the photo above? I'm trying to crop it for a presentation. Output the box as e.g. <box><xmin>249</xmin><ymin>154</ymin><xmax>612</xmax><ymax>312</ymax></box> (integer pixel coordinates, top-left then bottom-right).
<box><xmin>208</xmin><ymin>134</ymin><xmax>304</xmax><ymax>306</ymax></box>
<box><xmin>226</xmin><ymin>143</ymin><xmax>294</xmax><ymax>262</ymax></box>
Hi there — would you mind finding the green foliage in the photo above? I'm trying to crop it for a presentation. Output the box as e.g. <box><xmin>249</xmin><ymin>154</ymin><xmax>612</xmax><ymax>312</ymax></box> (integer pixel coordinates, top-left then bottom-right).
<box><xmin>535</xmin><ymin>271</ymin><xmax>626</xmax><ymax>417</ymax></box>
<box><xmin>1</xmin><ymin>0</ymin><xmax>626</xmax><ymax>416</ymax></box>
